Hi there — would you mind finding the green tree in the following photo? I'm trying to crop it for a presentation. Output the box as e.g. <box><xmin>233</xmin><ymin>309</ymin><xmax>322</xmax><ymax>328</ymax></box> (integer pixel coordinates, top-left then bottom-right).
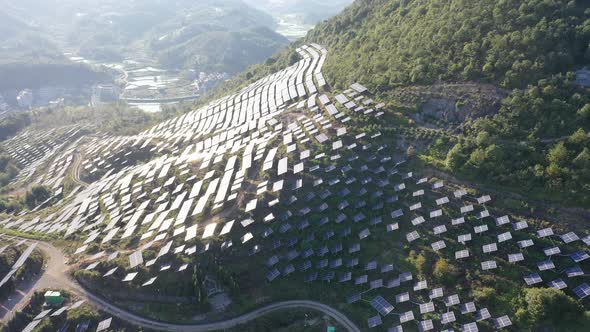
<box><xmin>547</xmin><ymin>142</ymin><xmax>569</xmax><ymax>167</ymax></box>
<box><xmin>445</xmin><ymin>143</ymin><xmax>467</xmax><ymax>171</ymax></box>
<box><xmin>515</xmin><ymin>288</ymin><xmax>585</xmax><ymax>328</ymax></box>
<box><xmin>24</xmin><ymin>185</ymin><xmax>51</xmax><ymax>209</ymax></box>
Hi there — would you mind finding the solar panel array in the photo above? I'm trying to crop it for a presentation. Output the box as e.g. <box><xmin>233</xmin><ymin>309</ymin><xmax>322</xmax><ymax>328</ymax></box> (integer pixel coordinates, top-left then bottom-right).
<box><xmin>1</xmin><ymin>43</ymin><xmax>588</xmax><ymax>332</ymax></box>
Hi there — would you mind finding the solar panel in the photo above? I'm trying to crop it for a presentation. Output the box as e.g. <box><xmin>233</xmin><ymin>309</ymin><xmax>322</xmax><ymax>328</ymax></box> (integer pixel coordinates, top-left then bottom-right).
<box><xmin>387</xmin><ymin>223</ymin><xmax>399</xmax><ymax>232</ymax></box>
<box><xmin>547</xmin><ymin>278</ymin><xmax>567</xmax><ymax>290</ymax></box>
<box><xmin>497</xmin><ymin>231</ymin><xmax>512</xmax><ymax>242</ymax></box>
<box><xmin>565</xmin><ymin>266</ymin><xmax>584</xmax><ymax>277</ymax></box>
<box><xmin>129</xmin><ymin>251</ymin><xmax>143</xmax><ymax>268</ymax></box>
<box><xmin>33</xmin><ymin>309</ymin><xmax>52</xmax><ymax>320</ymax></box>
<box><xmin>123</xmin><ymin>272</ymin><xmax>138</xmax><ymax>282</ymax></box>
<box><xmin>388</xmin><ymin>325</ymin><xmax>403</xmax><ymax>332</ymax></box>
<box><xmin>430</xmin><ymin>209</ymin><xmax>442</xmax><ymax>218</ymax></box>
<box><xmin>266</xmin><ymin>268</ymin><xmax>280</xmax><ymax>282</ymax></box>
<box><xmin>452</xmin><ymin>217</ymin><xmax>465</xmax><ymax>225</ymax></box>
<box><xmin>419</xmin><ymin>302</ymin><xmax>435</xmax><ymax>314</ymax></box>
<box><xmin>414</xmin><ymin>280</ymin><xmax>428</xmax><ymax>291</ymax></box>
<box><xmin>461</xmin><ymin>205</ymin><xmax>474</xmax><ymax>213</ymax></box>
<box><xmin>493</xmin><ymin>315</ymin><xmax>512</xmax><ymax>329</ymax></box>
<box><xmin>445</xmin><ymin>294</ymin><xmax>460</xmax><ymax>306</ymax></box>
<box><xmin>537</xmin><ymin>260</ymin><xmax>555</xmax><ymax>271</ymax></box>
<box><xmin>441</xmin><ymin>311</ymin><xmax>456</xmax><ymax>324</ymax></box>
<box><xmin>481</xmin><ymin>260</ymin><xmax>497</xmax><ymax>271</ymax></box>
<box><xmin>462</xmin><ymin>322</ymin><xmax>479</xmax><ymax>332</ymax></box>
<box><xmin>455</xmin><ymin>249</ymin><xmax>470</xmax><ymax>259</ymax></box>
<box><xmin>561</xmin><ymin>232</ymin><xmax>579</xmax><ymax>243</ymax></box>
<box><xmin>482</xmin><ymin>243</ymin><xmax>498</xmax><ymax>253</ymax></box>
<box><xmin>513</xmin><ymin>221</ymin><xmax>528</xmax><ymax>230</ymax></box>
<box><xmin>475</xmin><ymin>308</ymin><xmax>491</xmax><ymax>321</ymax></box>
<box><xmin>524</xmin><ymin>273</ymin><xmax>543</xmax><ymax>285</ymax></box>
<box><xmin>537</xmin><ymin>227</ymin><xmax>554</xmax><ymax>238</ymax></box>
<box><xmin>355</xmin><ymin>274</ymin><xmax>368</xmax><ymax>285</ymax></box>
<box><xmin>396</xmin><ymin>291</ymin><xmax>410</xmax><ymax>303</ymax></box>
<box><xmin>495</xmin><ymin>215</ymin><xmax>510</xmax><ymax>226</ymax></box>
<box><xmin>399</xmin><ymin>310</ymin><xmax>415</xmax><ymax>323</ymax></box>
<box><xmin>476</xmin><ymin>209</ymin><xmax>490</xmax><ymax>219</ymax></box>
<box><xmin>370</xmin><ymin>296</ymin><xmax>394</xmax><ymax>316</ymax></box>
<box><xmin>429</xmin><ymin>287</ymin><xmax>443</xmax><ymax>299</ymax></box>
<box><xmin>418</xmin><ymin>319</ymin><xmax>434</xmax><ymax>331</ymax></box>
<box><xmin>570</xmin><ymin>250</ymin><xmax>589</xmax><ymax>263</ymax></box>
<box><xmin>411</xmin><ymin>216</ymin><xmax>425</xmax><ymax>226</ymax></box>
<box><xmin>543</xmin><ymin>246</ymin><xmax>561</xmax><ymax>256</ymax></box>
<box><xmin>458</xmin><ymin>234</ymin><xmax>472</xmax><ymax>243</ymax></box>
<box><xmin>433</xmin><ymin>225</ymin><xmax>447</xmax><ymax>235</ymax></box>
<box><xmin>508</xmin><ymin>253</ymin><xmax>524</xmax><ymax>263</ymax></box>
<box><xmin>431</xmin><ymin>240</ymin><xmax>446</xmax><ymax>251</ymax></box>
<box><xmin>399</xmin><ymin>272</ymin><xmax>413</xmax><ymax>282</ymax></box>
<box><xmin>367</xmin><ymin>315</ymin><xmax>383</xmax><ymax>328</ymax></box>
<box><xmin>573</xmin><ymin>283</ymin><xmax>590</xmax><ymax>299</ymax></box>
<box><xmin>460</xmin><ymin>302</ymin><xmax>476</xmax><ymax>314</ymax></box>
<box><xmin>21</xmin><ymin>320</ymin><xmax>41</xmax><ymax>332</ymax></box>
<box><xmin>477</xmin><ymin>195</ymin><xmax>491</xmax><ymax>204</ymax></box>
<box><xmin>96</xmin><ymin>317</ymin><xmax>113</xmax><ymax>332</ymax></box>
<box><xmin>304</xmin><ymin>272</ymin><xmax>318</xmax><ymax>283</ymax></box>
<box><xmin>517</xmin><ymin>239</ymin><xmax>534</xmax><ymax>248</ymax></box>
<box><xmin>474</xmin><ymin>224</ymin><xmax>488</xmax><ymax>234</ymax></box>
<box><xmin>406</xmin><ymin>231</ymin><xmax>420</xmax><ymax>242</ymax></box>
<box><xmin>347</xmin><ymin>293</ymin><xmax>361</xmax><ymax>303</ymax></box>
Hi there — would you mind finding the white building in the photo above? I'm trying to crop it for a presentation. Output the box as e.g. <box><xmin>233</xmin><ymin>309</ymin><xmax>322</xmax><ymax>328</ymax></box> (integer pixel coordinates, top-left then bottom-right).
<box><xmin>16</xmin><ymin>89</ymin><xmax>33</xmax><ymax>108</ymax></box>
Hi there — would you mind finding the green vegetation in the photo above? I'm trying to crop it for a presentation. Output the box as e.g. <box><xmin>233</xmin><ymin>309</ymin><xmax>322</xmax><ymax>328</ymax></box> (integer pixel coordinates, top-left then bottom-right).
<box><xmin>212</xmin><ymin>0</ymin><xmax>590</xmax><ymax>208</ymax></box>
<box><xmin>0</xmin><ymin>112</ymin><xmax>31</xmax><ymax>141</ymax></box>
<box><xmin>28</xmin><ymin>103</ymin><xmax>181</xmax><ymax>136</ymax></box>
<box><xmin>513</xmin><ymin>288</ymin><xmax>590</xmax><ymax>331</ymax></box>
<box><xmin>0</xmin><ymin>148</ymin><xmax>21</xmax><ymax>190</ymax></box>
<box><xmin>442</xmin><ymin>75</ymin><xmax>590</xmax><ymax>205</ymax></box>
<box><xmin>0</xmin><ymin>245</ymin><xmax>44</xmax><ymax>302</ymax></box>
<box><xmin>222</xmin><ymin>0</ymin><xmax>590</xmax><ymax>93</ymax></box>
<box><xmin>156</xmin><ymin>26</ymin><xmax>288</xmax><ymax>74</ymax></box>
<box><xmin>24</xmin><ymin>185</ymin><xmax>52</xmax><ymax>209</ymax></box>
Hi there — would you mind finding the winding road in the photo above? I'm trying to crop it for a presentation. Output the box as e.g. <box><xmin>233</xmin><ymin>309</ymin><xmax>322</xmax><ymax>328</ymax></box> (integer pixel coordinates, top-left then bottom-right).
<box><xmin>0</xmin><ymin>238</ymin><xmax>361</xmax><ymax>332</ymax></box>
<box><xmin>70</xmin><ymin>152</ymin><xmax>89</xmax><ymax>187</ymax></box>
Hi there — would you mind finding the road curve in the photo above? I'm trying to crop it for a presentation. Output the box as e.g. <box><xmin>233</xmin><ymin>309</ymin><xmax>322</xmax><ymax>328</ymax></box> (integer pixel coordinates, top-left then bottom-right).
<box><xmin>70</xmin><ymin>153</ymin><xmax>89</xmax><ymax>187</ymax></box>
<box><xmin>4</xmin><ymin>237</ymin><xmax>361</xmax><ymax>332</ymax></box>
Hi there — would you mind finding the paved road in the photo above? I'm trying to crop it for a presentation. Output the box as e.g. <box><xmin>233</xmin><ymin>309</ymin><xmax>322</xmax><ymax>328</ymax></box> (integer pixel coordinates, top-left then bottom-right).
<box><xmin>70</xmin><ymin>152</ymin><xmax>89</xmax><ymax>187</ymax></box>
<box><xmin>1</xmin><ymin>238</ymin><xmax>361</xmax><ymax>332</ymax></box>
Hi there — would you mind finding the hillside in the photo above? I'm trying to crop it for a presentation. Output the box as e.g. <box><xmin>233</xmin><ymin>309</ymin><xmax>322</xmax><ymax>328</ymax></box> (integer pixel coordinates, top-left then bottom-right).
<box><xmin>217</xmin><ymin>0</ymin><xmax>590</xmax><ymax>205</ymax></box>
<box><xmin>0</xmin><ymin>10</ymin><xmax>63</xmax><ymax>65</ymax></box>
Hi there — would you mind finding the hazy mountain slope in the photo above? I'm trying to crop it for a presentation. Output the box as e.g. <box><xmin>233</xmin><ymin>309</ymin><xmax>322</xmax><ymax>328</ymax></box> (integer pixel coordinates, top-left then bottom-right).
<box><xmin>244</xmin><ymin>0</ymin><xmax>354</xmax><ymax>24</ymax></box>
<box><xmin>3</xmin><ymin>0</ymin><xmax>289</xmax><ymax>73</ymax></box>
<box><xmin>0</xmin><ymin>10</ymin><xmax>63</xmax><ymax>65</ymax></box>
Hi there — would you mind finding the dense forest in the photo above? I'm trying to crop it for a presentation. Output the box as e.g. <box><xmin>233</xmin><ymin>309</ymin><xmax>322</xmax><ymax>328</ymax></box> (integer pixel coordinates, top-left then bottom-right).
<box><xmin>434</xmin><ymin>74</ymin><xmax>590</xmax><ymax>204</ymax></box>
<box><xmin>226</xmin><ymin>0</ymin><xmax>590</xmax><ymax>92</ymax></box>
<box><xmin>215</xmin><ymin>0</ymin><xmax>590</xmax><ymax>205</ymax></box>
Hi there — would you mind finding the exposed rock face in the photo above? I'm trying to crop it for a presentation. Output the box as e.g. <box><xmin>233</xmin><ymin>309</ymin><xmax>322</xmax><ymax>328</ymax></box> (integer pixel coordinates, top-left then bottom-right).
<box><xmin>387</xmin><ymin>83</ymin><xmax>508</xmax><ymax>126</ymax></box>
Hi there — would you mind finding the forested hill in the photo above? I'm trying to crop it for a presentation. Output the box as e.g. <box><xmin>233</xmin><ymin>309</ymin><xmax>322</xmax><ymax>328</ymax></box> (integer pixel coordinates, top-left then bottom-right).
<box><xmin>216</xmin><ymin>0</ymin><xmax>590</xmax><ymax>206</ymax></box>
<box><xmin>226</xmin><ymin>0</ymin><xmax>590</xmax><ymax>93</ymax></box>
